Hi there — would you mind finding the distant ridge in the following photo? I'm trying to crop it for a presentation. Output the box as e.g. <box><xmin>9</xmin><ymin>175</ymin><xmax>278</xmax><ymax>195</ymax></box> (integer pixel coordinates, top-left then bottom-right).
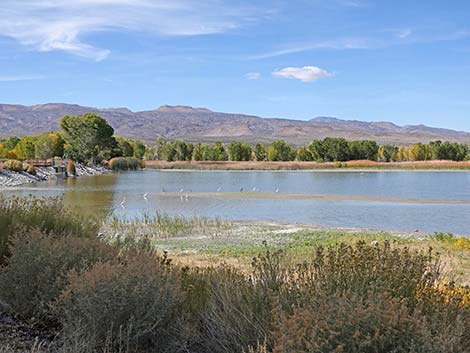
<box><xmin>1</xmin><ymin>103</ymin><xmax>469</xmax><ymax>146</ymax></box>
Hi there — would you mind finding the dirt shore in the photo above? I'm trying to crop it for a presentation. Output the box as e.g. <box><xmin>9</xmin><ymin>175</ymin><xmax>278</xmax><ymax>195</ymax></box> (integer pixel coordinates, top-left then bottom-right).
<box><xmin>144</xmin><ymin>160</ymin><xmax>470</xmax><ymax>171</ymax></box>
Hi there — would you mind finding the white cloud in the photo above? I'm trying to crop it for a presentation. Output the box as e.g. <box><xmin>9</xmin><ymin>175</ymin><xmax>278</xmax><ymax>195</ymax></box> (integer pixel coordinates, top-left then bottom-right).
<box><xmin>0</xmin><ymin>74</ymin><xmax>46</xmax><ymax>82</ymax></box>
<box><xmin>0</xmin><ymin>0</ymin><xmax>256</xmax><ymax>61</ymax></box>
<box><xmin>272</xmin><ymin>66</ymin><xmax>334</xmax><ymax>83</ymax></box>
<box><xmin>244</xmin><ymin>72</ymin><xmax>261</xmax><ymax>80</ymax></box>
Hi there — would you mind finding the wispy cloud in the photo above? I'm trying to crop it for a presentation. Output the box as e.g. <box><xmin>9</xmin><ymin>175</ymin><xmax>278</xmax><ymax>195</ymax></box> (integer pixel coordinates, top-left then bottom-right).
<box><xmin>272</xmin><ymin>66</ymin><xmax>334</xmax><ymax>83</ymax></box>
<box><xmin>337</xmin><ymin>0</ymin><xmax>369</xmax><ymax>8</ymax></box>
<box><xmin>247</xmin><ymin>38</ymin><xmax>370</xmax><ymax>60</ymax></box>
<box><xmin>0</xmin><ymin>74</ymin><xmax>46</xmax><ymax>82</ymax></box>
<box><xmin>248</xmin><ymin>28</ymin><xmax>470</xmax><ymax>60</ymax></box>
<box><xmin>0</xmin><ymin>0</ymin><xmax>258</xmax><ymax>61</ymax></box>
<box><xmin>244</xmin><ymin>72</ymin><xmax>261</xmax><ymax>80</ymax></box>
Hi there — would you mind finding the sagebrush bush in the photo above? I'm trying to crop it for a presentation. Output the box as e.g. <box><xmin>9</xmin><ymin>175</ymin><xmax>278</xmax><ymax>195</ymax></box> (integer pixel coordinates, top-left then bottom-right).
<box><xmin>3</xmin><ymin>159</ymin><xmax>23</xmax><ymax>172</ymax></box>
<box><xmin>181</xmin><ymin>266</ymin><xmax>272</xmax><ymax>353</ymax></box>
<box><xmin>0</xmin><ymin>229</ymin><xmax>118</xmax><ymax>322</ymax></box>
<box><xmin>109</xmin><ymin>157</ymin><xmax>143</xmax><ymax>171</ymax></box>
<box><xmin>0</xmin><ymin>196</ymin><xmax>100</xmax><ymax>262</ymax></box>
<box><xmin>270</xmin><ymin>292</ymin><xmax>469</xmax><ymax>353</ymax></box>
<box><xmin>57</xmin><ymin>254</ymin><xmax>184</xmax><ymax>353</ymax></box>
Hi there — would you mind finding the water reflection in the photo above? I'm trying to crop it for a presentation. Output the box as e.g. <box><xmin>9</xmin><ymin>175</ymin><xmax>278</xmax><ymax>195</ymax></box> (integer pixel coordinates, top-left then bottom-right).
<box><xmin>62</xmin><ymin>174</ymin><xmax>118</xmax><ymax>220</ymax></box>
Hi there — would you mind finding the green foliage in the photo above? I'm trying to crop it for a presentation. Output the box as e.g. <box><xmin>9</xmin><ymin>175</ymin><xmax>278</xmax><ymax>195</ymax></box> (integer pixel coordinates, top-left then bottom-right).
<box><xmin>1</xmin><ymin>136</ymin><xmax>20</xmax><ymax>151</ymax></box>
<box><xmin>296</xmin><ymin>146</ymin><xmax>313</xmax><ymax>161</ymax></box>
<box><xmin>348</xmin><ymin>139</ymin><xmax>379</xmax><ymax>160</ymax></box>
<box><xmin>14</xmin><ymin>136</ymin><xmax>37</xmax><ymax>159</ymax></box>
<box><xmin>34</xmin><ymin>132</ymin><xmax>65</xmax><ymax>159</ymax></box>
<box><xmin>267</xmin><ymin>140</ymin><xmax>296</xmax><ymax>161</ymax></box>
<box><xmin>108</xmin><ymin>157</ymin><xmax>143</xmax><ymax>171</ymax></box>
<box><xmin>194</xmin><ymin>141</ymin><xmax>228</xmax><ymax>161</ymax></box>
<box><xmin>0</xmin><ymin>229</ymin><xmax>118</xmax><ymax>322</ymax></box>
<box><xmin>429</xmin><ymin>140</ymin><xmax>469</xmax><ymax>161</ymax></box>
<box><xmin>228</xmin><ymin>141</ymin><xmax>252</xmax><ymax>161</ymax></box>
<box><xmin>132</xmin><ymin>139</ymin><xmax>146</xmax><ymax>159</ymax></box>
<box><xmin>192</xmin><ymin>143</ymin><xmax>204</xmax><ymax>161</ymax></box>
<box><xmin>154</xmin><ymin>139</ymin><xmax>194</xmax><ymax>161</ymax></box>
<box><xmin>60</xmin><ymin>113</ymin><xmax>117</xmax><ymax>164</ymax></box>
<box><xmin>254</xmin><ymin>143</ymin><xmax>266</xmax><ymax>161</ymax></box>
<box><xmin>115</xmin><ymin>136</ymin><xmax>135</xmax><ymax>157</ymax></box>
<box><xmin>378</xmin><ymin>144</ymin><xmax>399</xmax><ymax>162</ymax></box>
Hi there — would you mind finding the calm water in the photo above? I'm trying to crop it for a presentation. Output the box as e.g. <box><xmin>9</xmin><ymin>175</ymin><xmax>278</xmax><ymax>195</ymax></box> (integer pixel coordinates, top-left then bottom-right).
<box><xmin>2</xmin><ymin>170</ymin><xmax>470</xmax><ymax>235</ymax></box>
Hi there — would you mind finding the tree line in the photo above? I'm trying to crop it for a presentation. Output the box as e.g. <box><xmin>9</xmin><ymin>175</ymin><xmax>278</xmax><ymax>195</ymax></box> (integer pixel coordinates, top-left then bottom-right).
<box><xmin>1</xmin><ymin>113</ymin><xmax>470</xmax><ymax>164</ymax></box>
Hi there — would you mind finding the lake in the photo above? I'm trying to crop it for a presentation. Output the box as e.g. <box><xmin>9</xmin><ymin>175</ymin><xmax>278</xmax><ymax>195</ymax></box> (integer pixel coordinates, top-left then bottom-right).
<box><xmin>2</xmin><ymin>170</ymin><xmax>470</xmax><ymax>235</ymax></box>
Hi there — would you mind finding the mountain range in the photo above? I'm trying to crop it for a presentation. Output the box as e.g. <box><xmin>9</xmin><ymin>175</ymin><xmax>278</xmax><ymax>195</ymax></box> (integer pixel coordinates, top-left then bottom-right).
<box><xmin>1</xmin><ymin>103</ymin><xmax>469</xmax><ymax>146</ymax></box>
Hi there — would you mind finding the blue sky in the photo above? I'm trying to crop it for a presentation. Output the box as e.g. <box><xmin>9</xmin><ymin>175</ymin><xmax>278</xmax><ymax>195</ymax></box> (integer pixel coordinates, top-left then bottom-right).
<box><xmin>0</xmin><ymin>0</ymin><xmax>469</xmax><ymax>130</ymax></box>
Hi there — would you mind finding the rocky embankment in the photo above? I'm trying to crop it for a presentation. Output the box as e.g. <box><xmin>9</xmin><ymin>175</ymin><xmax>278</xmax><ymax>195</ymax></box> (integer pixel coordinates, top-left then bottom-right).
<box><xmin>0</xmin><ymin>164</ymin><xmax>106</xmax><ymax>188</ymax></box>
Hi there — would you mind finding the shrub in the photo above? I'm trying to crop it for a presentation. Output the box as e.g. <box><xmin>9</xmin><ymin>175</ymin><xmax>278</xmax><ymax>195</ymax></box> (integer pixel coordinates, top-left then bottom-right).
<box><xmin>23</xmin><ymin>163</ymin><xmax>36</xmax><ymax>175</ymax></box>
<box><xmin>0</xmin><ymin>196</ymin><xmax>100</xmax><ymax>263</ymax></box>
<box><xmin>3</xmin><ymin>159</ymin><xmax>23</xmax><ymax>172</ymax></box>
<box><xmin>0</xmin><ymin>229</ymin><xmax>118</xmax><ymax>323</ymax></box>
<box><xmin>57</xmin><ymin>254</ymin><xmax>184</xmax><ymax>353</ymax></box>
<box><xmin>108</xmin><ymin>157</ymin><xmax>143</xmax><ymax>171</ymax></box>
<box><xmin>270</xmin><ymin>292</ymin><xmax>467</xmax><ymax>353</ymax></box>
<box><xmin>66</xmin><ymin>159</ymin><xmax>76</xmax><ymax>175</ymax></box>
<box><xmin>184</xmin><ymin>266</ymin><xmax>272</xmax><ymax>353</ymax></box>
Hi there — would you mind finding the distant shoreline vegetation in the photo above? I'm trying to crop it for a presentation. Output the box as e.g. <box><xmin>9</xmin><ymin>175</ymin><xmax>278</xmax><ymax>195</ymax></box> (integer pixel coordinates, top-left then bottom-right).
<box><xmin>1</xmin><ymin>113</ymin><xmax>470</xmax><ymax>172</ymax></box>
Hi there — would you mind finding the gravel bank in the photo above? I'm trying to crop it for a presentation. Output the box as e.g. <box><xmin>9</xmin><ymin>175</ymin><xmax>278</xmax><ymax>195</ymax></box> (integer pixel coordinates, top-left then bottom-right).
<box><xmin>0</xmin><ymin>164</ymin><xmax>106</xmax><ymax>188</ymax></box>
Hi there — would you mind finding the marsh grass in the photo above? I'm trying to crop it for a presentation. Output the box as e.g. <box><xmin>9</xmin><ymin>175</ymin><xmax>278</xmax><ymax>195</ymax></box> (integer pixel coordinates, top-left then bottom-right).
<box><xmin>106</xmin><ymin>212</ymin><xmax>232</xmax><ymax>240</ymax></box>
<box><xmin>108</xmin><ymin>157</ymin><xmax>143</xmax><ymax>171</ymax></box>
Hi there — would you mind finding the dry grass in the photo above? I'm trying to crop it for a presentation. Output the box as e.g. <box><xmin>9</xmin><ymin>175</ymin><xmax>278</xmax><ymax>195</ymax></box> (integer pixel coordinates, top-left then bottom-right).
<box><xmin>145</xmin><ymin>159</ymin><xmax>470</xmax><ymax>170</ymax></box>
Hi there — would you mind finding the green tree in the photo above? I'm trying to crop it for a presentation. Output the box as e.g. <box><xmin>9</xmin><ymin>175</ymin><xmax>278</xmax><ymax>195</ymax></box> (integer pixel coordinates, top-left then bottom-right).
<box><xmin>321</xmin><ymin>137</ymin><xmax>350</xmax><ymax>162</ymax></box>
<box><xmin>14</xmin><ymin>136</ymin><xmax>37</xmax><ymax>159</ymax></box>
<box><xmin>378</xmin><ymin>145</ymin><xmax>398</xmax><ymax>162</ymax></box>
<box><xmin>254</xmin><ymin>143</ymin><xmax>266</xmax><ymax>161</ymax></box>
<box><xmin>132</xmin><ymin>140</ymin><xmax>146</xmax><ymax>159</ymax></box>
<box><xmin>34</xmin><ymin>132</ymin><xmax>65</xmax><ymax>159</ymax></box>
<box><xmin>408</xmin><ymin>143</ymin><xmax>427</xmax><ymax>161</ymax></box>
<box><xmin>60</xmin><ymin>113</ymin><xmax>117</xmax><ymax>164</ymax></box>
<box><xmin>267</xmin><ymin>140</ymin><xmax>297</xmax><ymax>161</ymax></box>
<box><xmin>228</xmin><ymin>142</ymin><xmax>251</xmax><ymax>161</ymax></box>
<box><xmin>2</xmin><ymin>136</ymin><xmax>20</xmax><ymax>151</ymax></box>
<box><xmin>297</xmin><ymin>147</ymin><xmax>314</xmax><ymax>161</ymax></box>
<box><xmin>349</xmin><ymin>140</ymin><xmax>379</xmax><ymax>161</ymax></box>
<box><xmin>192</xmin><ymin>144</ymin><xmax>204</xmax><ymax>161</ymax></box>
<box><xmin>115</xmin><ymin>137</ymin><xmax>134</xmax><ymax>157</ymax></box>
<box><xmin>212</xmin><ymin>141</ymin><xmax>228</xmax><ymax>161</ymax></box>
<box><xmin>308</xmin><ymin>140</ymin><xmax>325</xmax><ymax>161</ymax></box>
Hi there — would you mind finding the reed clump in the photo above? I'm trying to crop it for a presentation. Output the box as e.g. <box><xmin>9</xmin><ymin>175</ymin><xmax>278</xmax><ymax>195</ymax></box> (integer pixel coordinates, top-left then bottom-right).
<box><xmin>108</xmin><ymin>157</ymin><xmax>143</xmax><ymax>171</ymax></box>
<box><xmin>107</xmin><ymin>212</ymin><xmax>231</xmax><ymax>239</ymax></box>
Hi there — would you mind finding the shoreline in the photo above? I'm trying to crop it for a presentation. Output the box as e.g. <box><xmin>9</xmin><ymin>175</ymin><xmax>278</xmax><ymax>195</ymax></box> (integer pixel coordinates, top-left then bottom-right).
<box><xmin>0</xmin><ymin>164</ymin><xmax>106</xmax><ymax>188</ymax></box>
<box><xmin>144</xmin><ymin>160</ymin><xmax>470</xmax><ymax>171</ymax></box>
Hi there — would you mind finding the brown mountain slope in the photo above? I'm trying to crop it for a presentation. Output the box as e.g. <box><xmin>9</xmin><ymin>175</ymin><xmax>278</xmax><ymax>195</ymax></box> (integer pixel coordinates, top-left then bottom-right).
<box><xmin>1</xmin><ymin>103</ymin><xmax>469</xmax><ymax>146</ymax></box>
